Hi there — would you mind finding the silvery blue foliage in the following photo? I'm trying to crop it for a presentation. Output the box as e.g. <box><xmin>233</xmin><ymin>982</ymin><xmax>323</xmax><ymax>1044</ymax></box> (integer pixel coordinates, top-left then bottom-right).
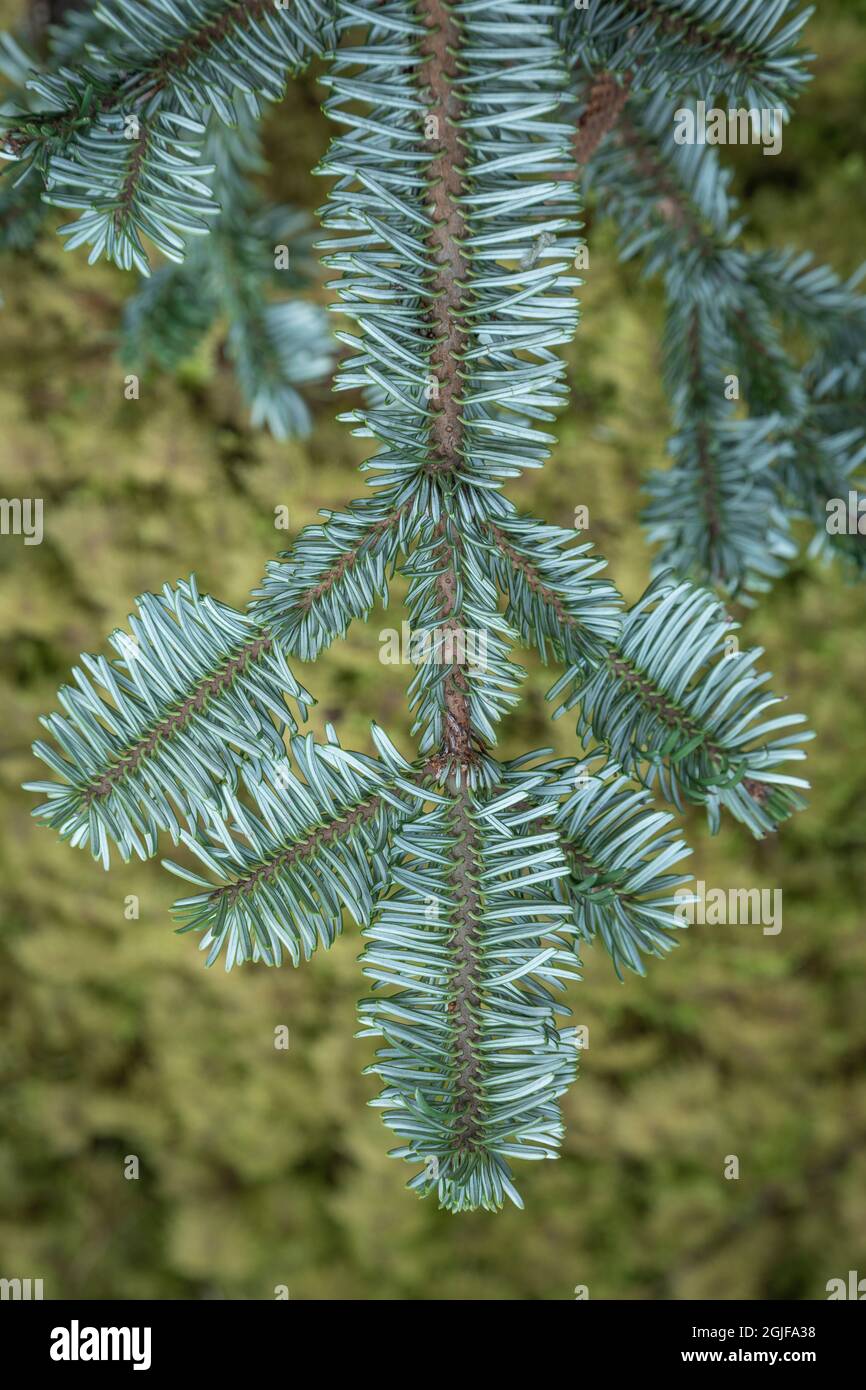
<box><xmin>11</xmin><ymin>0</ymin><xmax>860</xmax><ymax>1212</ymax></box>
<box><xmin>0</xmin><ymin>0</ymin><xmax>336</xmax><ymax>433</ymax></box>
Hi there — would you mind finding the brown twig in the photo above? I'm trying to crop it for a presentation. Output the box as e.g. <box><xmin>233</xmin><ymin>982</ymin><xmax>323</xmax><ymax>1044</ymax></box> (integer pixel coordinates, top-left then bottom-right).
<box><xmin>574</xmin><ymin>71</ymin><xmax>633</xmax><ymax>167</ymax></box>
<box><xmin>418</xmin><ymin>0</ymin><xmax>485</xmax><ymax>783</ymax></box>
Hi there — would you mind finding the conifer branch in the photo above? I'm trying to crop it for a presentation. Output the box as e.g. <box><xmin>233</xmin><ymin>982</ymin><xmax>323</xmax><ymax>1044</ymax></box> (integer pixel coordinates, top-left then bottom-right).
<box><xmin>0</xmin><ymin>0</ymin><xmax>335</xmax><ymax>271</ymax></box>
<box><xmin>359</xmin><ymin>769</ymin><xmax>580</xmax><ymax>1212</ymax></box>
<box><xmin>251</xmin><ymin>494</ymin><xmax>413</xmax><ymax>659</ymax></box>
<box><xmin>482</xmin><ymin>513</ymin><xmax>622</xmax><ymax>667</ymax></box>
<box><xmin>118</xmin><ymin>112</ymin><xmax>333</xmax><ymax>432</ymax></box>
<box><xmin>25</xmin><ymin>579</ymin><xmax>311</xmax><ymax>867</ymax></box>
<box><xmin>81</xmin><ymin>631</ymin><xmax>275</xmax><ymax>807</ymax></box>
<box><xmin>16</xmin><ymin>0</ymin><xmax>845</xmax><ymax>1216</ymax></box>
<box><xmin>166</xmin><ymin>729</ymin><xmax>431</xmax><ymax>969</ymax></box>
<box><xmin>559</xmin><ymin>0</ymin><xmax>813</xmax><ymax>111</ymax></box>
<box><xmin>549</xmin><ymin>576</ymin><xmax>812</xmax><ymax>837</ymax></box>
<box><xmin>542</xmin><ymin>758</ymin><xmax>694</xmax><ymax>979</ymax></box>
<box><xmin>574</xmin><ymin>85</ymin><xmax>864</xmax><ymax>594</ymax></box>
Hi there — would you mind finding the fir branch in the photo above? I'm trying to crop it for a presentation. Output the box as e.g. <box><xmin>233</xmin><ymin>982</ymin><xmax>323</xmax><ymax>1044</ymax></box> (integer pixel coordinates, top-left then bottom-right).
<box><xmin>578</xmin><ymin>88</ymin><xmax>845</xmax><ymax>593</ymax></box>
<box><xmin>320</xmin><ymin>0</ymin><xmax>581</xmax><ymax>786</ymax></box>
<box><xmin>121</xmin><ymin>256</ymin><xmax>219</xmax><ymax>370</ymax></box>
<box><xmin>745</xmin><ymin>249</ymin><xmax>866</xmax><ymax>341</ymax></box>
<box><xmin>81</xmin><ymin>631</ymin><xmax>275</xmax><ymax>806</ymax></box>
<box><xmin>120</xmin><ymin>113</ymin><xmax>334</xmax><ymax>429</ymax></box>
<box><xmin>111</xmin><ymin>0</ymin><xmax>331</xmax><ymax>116</ymax></box>
<box><xmin>481</xmin><ymin>512</ymin><xmax>623</xmax><ymax>667</ymax></box>
<box><xmin>14</xmin><ymin>0</ymin><xmax>843</xmax><ymax>1219</ymax></box>
<box><xmin>42</xmin><ymin>107</ymin><xmax>219</xmax><ymax>272</ymax></box>
<box><xmin>165</xmin><ymin>729</ymin><xmax>430</xmax><ymax>969</ymax></box>
<box><xmin>560</xmin><ymin>0</ymin><xmax>813</xmax><ymax>111</ymax></box>
<box><xmin>25</xmin><ymin>579</ymin><xmax>311</xmax><ymax>867</ymax></box>
<box><xmin>549</xmin><ymin>576</ymin><xmax>813</xmax><ymax>838</ymax></box>
<box><xmin>359</xmin><ymin>769</ymin><xmax>580</xmax><ymax>1212</ymax></box>
<box><xmin>0</xmin><ymin>0</ymin><xmax>335</xmax><ymax>269</ymax></box>
<box><xmin>544</xmin><ymin>757</ymin><xmax>694</xmax><ymax>979</ymax></box>
<box><xmin>414</xmin><ymin>0</ymin><xmax>483</xmax><ymax>785</ymax></box>
<box><xmin>320</xmin><ymin>0</ymin><xmax>581</xmax><ymax>494</ymax></box>
<box><xmin>590</xmin><ymin>89</ymin><xmax>737</xmax><ymax>271</ymax></box>
<box><xmin>443</xmin><ymin>785</ymin><xmax>486</xmax><ymax>1145</ymax></box>
<box><xmin>644</xmin><ymin>294</ymin><xmax>798</xmax><ymax>599</ymax></box>
<box><xmin>250</xmin><ymin>494</ymin><xmax>413</xmax><ymax>659</ymax></box>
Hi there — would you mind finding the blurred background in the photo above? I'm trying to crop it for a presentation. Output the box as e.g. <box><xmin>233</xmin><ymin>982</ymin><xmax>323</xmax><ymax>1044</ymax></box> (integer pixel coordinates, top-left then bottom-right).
<box><xmin>0</xmin><ymin>0</ymin><xmax>864</xmax><ymax>1300</ymax></box>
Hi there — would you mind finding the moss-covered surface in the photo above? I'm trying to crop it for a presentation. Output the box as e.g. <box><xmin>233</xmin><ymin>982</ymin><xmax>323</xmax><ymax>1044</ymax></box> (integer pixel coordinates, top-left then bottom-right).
<box><xmin>0</xmin><ymin>3</ymin><xmax>864</xmax><ymax>1299</ymax></box>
